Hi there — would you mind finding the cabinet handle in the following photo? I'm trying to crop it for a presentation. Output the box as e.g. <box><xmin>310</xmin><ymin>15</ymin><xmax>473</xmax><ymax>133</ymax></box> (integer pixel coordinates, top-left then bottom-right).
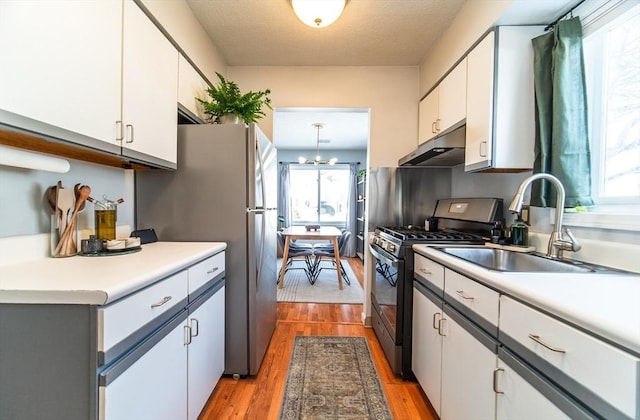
<box><xmin>431</xmin><ymin>121</ymin><xmax>437</xmax><ymax>134</ymax></box>
<box><xmin>456</xmin><ymin>290</ymin><xmax>474</xmax><ymax>300</ymax></box>
<box><xmin>435</xmin><ymin>118</ymin><xmax>441</xmax><ymax>132</ymax></box>
<box><xmin>150</xmin><ymin>296</ymin><xmax>172</xmax><ymax>308</ymax></box>
<box><xmin>115</xmin><ymin>120</ymin><xmax>123</xmax><ymax>142</ymax></box>
<box><xmin>479</xmin><ymin>141</ymin><xmax>487</xmax><ymax>157</ymax></box>
<box><xmin>419</xmin><ymin>268</ymin><xmax>431</xmax><ymax>275</ymax></box>
<box><xmin>125</xmin><ymin>124</ymin><xmax>134</xmax><ymax>143</ymax></box>
<box><xmin>190</xmin><ymin>318</ymin><xmax>200</xmax><ymax>337</ymax></box>
<box><xmin>207</xmin><ymin>267</ymin><xmax>219</xmax><ymax>275</ymax></box>
<box><xmin>493</xmin><ymin>368</ymin><xmax>505</xmax><ymax>394</ymax></box>
<box><xmin>432</xmin><ymin>312</ymin><xmax>442</xmax><ymax>330</ymax></box>
<box><xmin>528</xmin><ymin>334</ymin><xmax>566</xmax><ymax>353</ymax></box>
<box><xmin>184</xmin><ymin>325</ymin><xmax>192</xmax><ymax>345</ymax></box>
<box><xmin>438</xmin><ymin>318</ymin><xmax>446</xmax><ymax>336</ymax></box>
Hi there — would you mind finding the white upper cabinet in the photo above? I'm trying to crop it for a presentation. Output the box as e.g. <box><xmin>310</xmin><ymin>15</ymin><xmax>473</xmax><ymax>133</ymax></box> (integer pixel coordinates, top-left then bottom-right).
<box><xmin>122</xmin><ymin>0</ymin><xmax>178</xmax><ymax>167</ymax></box>
<box><xmin>0</xmin><ymin>0</ymin><xmax>122</xmax><ymax>154</ymax></box>
<box><xmin>0</xmin><ymin>0</ymin><xmax>179</xmax><ymax>168</ymax></box>
<box><xmin>178</xmin><ymin>55</ymin><xmax>209</xmax><ymax>122</ymax></box>
<box><xmin>465</xmin><ymin>26</ymin><xmax>543</xmax><ymax>172</ymax></box>
<box><xmin>418</xmin><ymin>59</ymin><xmax>467</xmax><ymax>145</ymax></box>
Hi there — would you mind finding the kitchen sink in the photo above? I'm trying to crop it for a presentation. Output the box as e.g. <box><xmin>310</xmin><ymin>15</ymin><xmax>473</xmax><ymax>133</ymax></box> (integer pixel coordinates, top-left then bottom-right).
<box><xmin>437</xmin><ymin>247</ymin><xmax>621</xmax><ymax>273</ymax></box>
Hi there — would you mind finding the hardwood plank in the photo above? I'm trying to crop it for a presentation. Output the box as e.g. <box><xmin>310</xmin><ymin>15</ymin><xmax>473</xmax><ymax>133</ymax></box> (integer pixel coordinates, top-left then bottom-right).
<box><xmin>199</xmin><ymin>257</ymin><xmax>436</xmax><ymax>420</ymax></box>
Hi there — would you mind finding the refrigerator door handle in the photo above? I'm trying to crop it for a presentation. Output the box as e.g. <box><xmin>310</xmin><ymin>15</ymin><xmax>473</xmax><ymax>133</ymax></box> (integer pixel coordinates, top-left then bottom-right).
<box><xmin>254</xmin><ymin>136</ymin><xmax>267</xmax><ymax>291</ymax></box>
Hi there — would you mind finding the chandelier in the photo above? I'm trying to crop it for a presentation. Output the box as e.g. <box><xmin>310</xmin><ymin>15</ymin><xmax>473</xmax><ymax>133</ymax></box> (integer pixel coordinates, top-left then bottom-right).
<box><xmin>291</xmin><ymin>0</ymin><xmax>346</xmax><ymax>28</ymax></box>
<box><xmin>298</xmin><ymin>123</ymin><xmax>338</xmax><ymax>165</ymax></box>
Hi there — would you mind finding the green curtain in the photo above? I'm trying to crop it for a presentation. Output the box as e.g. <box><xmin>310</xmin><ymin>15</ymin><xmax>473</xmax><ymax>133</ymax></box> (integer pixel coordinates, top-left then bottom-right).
<box><xmin>531</xmin><ymin>17</ymin><xmax>594</xmax><ymax>208</ymax></box>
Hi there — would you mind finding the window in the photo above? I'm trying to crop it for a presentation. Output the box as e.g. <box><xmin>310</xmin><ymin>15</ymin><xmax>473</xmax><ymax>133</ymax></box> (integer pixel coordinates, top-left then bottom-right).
<box><xmin>289</xmin><ymin>164</ymin><xmax>350</xmax><ymax>226</ymax></box>
<box><xmin>583</xmin><ymin>1</ymin><xmax>640</xmax><ymax>204</ymax></box>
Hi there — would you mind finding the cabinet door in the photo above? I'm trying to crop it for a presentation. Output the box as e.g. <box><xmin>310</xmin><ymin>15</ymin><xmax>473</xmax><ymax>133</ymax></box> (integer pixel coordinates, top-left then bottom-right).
<box><xmin>122</xmin><ymin>0</ymin><xmax>178</xmax><ymax>165</ymax></box>
<box><xmin>496</xmin><ymin>356</ymin><xmax>569</xmax><ymax>420</ymax></box>
<box><xmin>418</xmin><ymin>89</ymin><xmax>439</xmax><ymax>145</ymax></box>
<box><xmin>0</xmin><ymin>0</ymin><xmax>121</xmax><ymax>149</ymax></box>
<box><xmin>101</xmin><ymin>320</ymin><xmax>187</xmax><ymax>420</ymax></box>
<box><xmin>412</xmin><ymin>286</ymin><xmax>443</xmax><ymax>415</ymax></box>
<box><xmin>438</xmin><ymin>58</ymin><xmax>467</xmax><ymax>133</ymax></box>
<box><xmin>187</xmin><ymin>286</ymin><xmax>225</xmax><ymax>420</ymax></box>
<box><xmin>440</xmin><ymin>309</ymin><xmax>496</xmax><ymax>420</ymax></box>
<box><xmin>465</xmin><ymin>31</ymin><xmax>495</xmax><ymax>170</ymax></box>
<box><xmin>178</xmin><ymin>54</ymin><xmax>208</xmax><ymax>121</ymax></box>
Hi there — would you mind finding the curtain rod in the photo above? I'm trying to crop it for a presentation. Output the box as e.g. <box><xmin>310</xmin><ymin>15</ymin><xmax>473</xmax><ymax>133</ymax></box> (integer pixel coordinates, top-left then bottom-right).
<box><xmin>545</xmin><ymin>0</ymin><xmax>586</xmax><ymax>31</ymax></box>
<box><xmin>279</xmin><ymin>161</ymin><xmax>361</xmax><ymax>165</ymax></box>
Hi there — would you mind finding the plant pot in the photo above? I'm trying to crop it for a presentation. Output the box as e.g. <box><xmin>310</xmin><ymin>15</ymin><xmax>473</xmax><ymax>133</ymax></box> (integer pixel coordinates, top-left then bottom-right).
<box><xmin>218</xmin><ymin>114</ymin><xmax>240</xmax><ymax>124</ymax></box>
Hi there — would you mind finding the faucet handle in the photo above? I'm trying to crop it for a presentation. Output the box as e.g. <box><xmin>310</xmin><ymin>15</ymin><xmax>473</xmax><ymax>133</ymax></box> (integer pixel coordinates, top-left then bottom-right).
<box><xmin>563</xmin><ymin>227</ymin><xmax>581</xmax><ymax>252</ymax></box>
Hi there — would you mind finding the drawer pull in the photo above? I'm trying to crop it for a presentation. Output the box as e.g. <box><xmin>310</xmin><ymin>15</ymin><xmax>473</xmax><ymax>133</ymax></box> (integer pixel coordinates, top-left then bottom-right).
<box><xmin>438</xmin><ymin>318</ymin><xmax>447</xmax><ymax>336</ymax></box>
<box><xmin>493</xmin><ymin>368</ymin><xmax>505</xmax><ymax>394</ymax></box>
<box><xmin>432</xmin><ymin>312</ymin><xmax>442</xmax><ymax>330</ymax></box>
<box><xmin>207</xmin><ymin>267</ymin><xmax>219</xmax><ymax>275</ymax></box>
<box><xmin>150</xmin><ymin>296</ymin><xmax>172</xmax><ymax>308</ymax></box>
<box><xmin>190</xmin><ymin>318</ymin><xmax>200</xmax><ymax>337</ymax></box>
<box><xmin>184</xmin><ymin>325</ymin><xmax>192</xmax><ymax>345</ymax></box>
<box><xmin>456</xmin><ymin>290</ymin><xmax>474</xmax><ymax>300</ymax></box>
<box><xmin>528</xmin><ymin>334</ymin><xmax>566</xmax><ymax>353</ymax></box>
<box><xmin>419</xmin><ymin>268</ymin><xmax>431</xmax><ymax>275</ymax></box>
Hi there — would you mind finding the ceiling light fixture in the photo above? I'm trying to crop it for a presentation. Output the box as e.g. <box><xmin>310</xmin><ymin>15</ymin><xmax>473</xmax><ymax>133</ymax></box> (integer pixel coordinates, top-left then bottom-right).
<box><xmin>291</xmin><ymin>0</ymin><xmax>346</xmax><ymax>28</ymax></box>
<box><xmin>298</xmin><ymin>123</ymin><xmax>338</xmax><ymax>165</ymax></box>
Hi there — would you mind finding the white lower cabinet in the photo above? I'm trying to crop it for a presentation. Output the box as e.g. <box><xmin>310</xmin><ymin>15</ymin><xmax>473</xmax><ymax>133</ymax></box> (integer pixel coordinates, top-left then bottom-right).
<box><xmin>495</xmin><ymin>353</ymin><xmax>569</xmax><ymax>420</ymax></box>
<box><xmin>412</xmin><ymin>284</ymin><xmax>443</xmax><ymax>415</ymax></box>
<box><xmin>187</xmin><ymin>285</ymin><xmax>225</xmax><ymax>420</ymax></box>
<box><xmin>101</xmin><ymin>318</ymin><xmax>188</xmax><ymax>420</ymax></box>
<box><xmin>440</xmin><ymin>306</ymin><xmax>497</xmax><ymax>420</ymax></box>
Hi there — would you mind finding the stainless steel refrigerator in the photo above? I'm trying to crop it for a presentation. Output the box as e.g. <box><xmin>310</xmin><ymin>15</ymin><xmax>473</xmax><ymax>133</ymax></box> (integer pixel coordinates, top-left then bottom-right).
<box><xmin>135</xmin><ymin>123</ymin><xmax>278</xmax><ymax>377</ymax></box>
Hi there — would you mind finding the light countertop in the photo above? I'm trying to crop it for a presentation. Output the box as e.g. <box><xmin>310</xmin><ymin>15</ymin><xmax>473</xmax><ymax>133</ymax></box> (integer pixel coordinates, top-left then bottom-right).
<box><xmin>0</xmin><ymin>242</ymin><xmax>226</xmax><ymax>305</ymax></box>
<box><xmin>413</xmin><ymin>244</ymin><xmax>640</xmax><ymax>356</ymax></box>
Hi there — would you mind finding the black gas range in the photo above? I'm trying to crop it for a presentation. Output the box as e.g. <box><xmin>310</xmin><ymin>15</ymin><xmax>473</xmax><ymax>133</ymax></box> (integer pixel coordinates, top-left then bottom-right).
<box><xmin>369</xmin><ymin>198</ymin><xmax>503</xmax><ymax>379</ymax></box>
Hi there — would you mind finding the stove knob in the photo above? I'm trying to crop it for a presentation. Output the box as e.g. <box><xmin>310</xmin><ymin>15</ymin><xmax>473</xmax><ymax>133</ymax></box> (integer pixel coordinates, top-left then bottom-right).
<box><xmin>387</xmin><ymin>243</ymin><xmax>396</xmax><ymax>252</ymax></box>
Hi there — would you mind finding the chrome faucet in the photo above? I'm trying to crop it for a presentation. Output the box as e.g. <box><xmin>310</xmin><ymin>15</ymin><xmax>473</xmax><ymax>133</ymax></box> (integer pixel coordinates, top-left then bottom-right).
<box><xmin>508</xmin><ymin>173</ymin><xmax>581</xmax><ymax>259</ymax></box>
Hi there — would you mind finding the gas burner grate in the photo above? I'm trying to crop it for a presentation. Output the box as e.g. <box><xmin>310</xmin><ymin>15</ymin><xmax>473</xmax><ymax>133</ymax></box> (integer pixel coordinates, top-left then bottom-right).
<box><xmin>377</xmin><ymin>226</ymin><xmax>483</xmax><ymax>243</ymax></box>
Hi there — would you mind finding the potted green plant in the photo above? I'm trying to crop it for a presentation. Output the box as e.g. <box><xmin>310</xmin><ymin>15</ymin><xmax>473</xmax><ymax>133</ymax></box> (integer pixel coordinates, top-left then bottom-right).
<box><xmin>197</xmin><ymin>72</ymin><xmax>272</xmax><ymax>124</ymax></box>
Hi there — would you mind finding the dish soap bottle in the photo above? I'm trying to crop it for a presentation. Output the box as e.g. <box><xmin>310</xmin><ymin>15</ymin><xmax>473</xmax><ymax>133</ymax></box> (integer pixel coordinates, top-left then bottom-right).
<box><xmin>510</xmin><ymin>217</ymin><xmax>529</xmax><ymax>246</ymax></box>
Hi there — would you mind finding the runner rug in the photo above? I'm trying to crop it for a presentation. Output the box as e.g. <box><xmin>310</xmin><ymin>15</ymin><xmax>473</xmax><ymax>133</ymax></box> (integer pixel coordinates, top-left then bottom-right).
<box><xmin>277</xmin><ymin>260</ymin><xmax>363</xmax><ymax>304</ymax></box>
<box><xmin>279</xmin><ymin>336</ymin><xmax>392</xmax><ymax>420</ymax></box>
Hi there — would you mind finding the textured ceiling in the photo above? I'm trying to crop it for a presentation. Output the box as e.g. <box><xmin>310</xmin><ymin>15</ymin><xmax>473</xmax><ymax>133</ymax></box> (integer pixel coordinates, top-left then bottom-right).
<box><xmin>185</xmin><ymin>0</ymin><xmax>467</xmax><ymax>66</ymax></box>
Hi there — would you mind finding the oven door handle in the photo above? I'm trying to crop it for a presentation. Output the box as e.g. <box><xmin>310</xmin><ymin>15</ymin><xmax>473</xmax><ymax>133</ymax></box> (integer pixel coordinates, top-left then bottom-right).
<box><xmin>368</xmin><ymin>244</ymin><xmax>399</xmax><ymax>268</ymax></box>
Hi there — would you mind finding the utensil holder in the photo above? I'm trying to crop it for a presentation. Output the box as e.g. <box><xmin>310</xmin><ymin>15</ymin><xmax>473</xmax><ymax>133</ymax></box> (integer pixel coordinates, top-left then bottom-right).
<box><xmin>51</xmin><ymin>214</ymin><xmax>78</xmax><ymax>257</ymax></box>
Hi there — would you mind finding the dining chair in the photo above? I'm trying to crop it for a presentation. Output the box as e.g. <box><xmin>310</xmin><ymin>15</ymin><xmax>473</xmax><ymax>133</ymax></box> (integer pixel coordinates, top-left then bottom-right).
<box><xmin>310</xmin><ymin>230</ymin><xmax>351</xmax><ymax>285</ymax></box>
<box><xmin>277</xmin><ymin>231</ymin><xmax>316</xmax><ymax>283</ymax></box>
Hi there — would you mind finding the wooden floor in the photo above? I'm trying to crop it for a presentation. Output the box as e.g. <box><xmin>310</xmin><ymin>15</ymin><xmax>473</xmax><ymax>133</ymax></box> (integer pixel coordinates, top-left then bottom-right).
<box><xmin>199</xmin><ymin>257</ymin><xmax>437</xmax><ymax>420</ymax></box>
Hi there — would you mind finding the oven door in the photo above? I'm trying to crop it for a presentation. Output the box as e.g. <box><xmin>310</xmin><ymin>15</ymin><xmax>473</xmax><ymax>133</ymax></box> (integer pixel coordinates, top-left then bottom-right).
<box><xmin>368</xmin><ymin>243</ymin><xmax>402</xmax><ymax>336</ymax></box>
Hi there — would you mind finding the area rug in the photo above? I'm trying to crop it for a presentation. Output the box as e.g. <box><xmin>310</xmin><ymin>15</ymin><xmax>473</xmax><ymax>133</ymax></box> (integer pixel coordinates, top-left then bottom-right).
<box><xmin>279</xmin><ymin>336</ymin><xmax>392</xmax><ymax>420</ymax></box>
<box><xmin>277</xmin><ymin>260</ymin><xmax>363</xmax><ymax>304</ymax></box>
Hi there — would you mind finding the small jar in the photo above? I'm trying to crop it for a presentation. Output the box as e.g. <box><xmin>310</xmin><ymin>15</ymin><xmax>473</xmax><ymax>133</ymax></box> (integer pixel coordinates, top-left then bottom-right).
<box><xmin>510</xmin><ymin>218</ymin><xmax>529</xmax><ymax>246</ymax></box>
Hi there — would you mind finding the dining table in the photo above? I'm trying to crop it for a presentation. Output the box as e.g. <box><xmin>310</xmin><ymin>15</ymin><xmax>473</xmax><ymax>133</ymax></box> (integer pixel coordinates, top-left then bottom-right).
<box><xmin>278</xmin><ymin>226</ymin><xmax>344</xmax><ymax>290</ymax></box>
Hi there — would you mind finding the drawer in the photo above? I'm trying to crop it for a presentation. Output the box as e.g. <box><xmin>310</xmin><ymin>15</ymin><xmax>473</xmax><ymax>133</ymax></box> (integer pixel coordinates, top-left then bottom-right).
<box><xmin>444</xmin><ymin>269</ymin><xmax>499</xmax><ymax>332</ymax></box>
<box><xmin>188</xmin><ymin>252</ymin><xmax>225</xmax><ymax>295</ymax></box>
<box><xmin>98</xmin><ymin>270</ymin><xmax>188</xmax><ymax>362</ymax></box>
<box><xmin>499</xmin><ymin>296</ymin><xmax>639</xmax><ymax>419</ymax></box>
<box><xmin>414</xmin><ymin>253</ymin><xmax>445</xmax><ymax>293</ymax></box>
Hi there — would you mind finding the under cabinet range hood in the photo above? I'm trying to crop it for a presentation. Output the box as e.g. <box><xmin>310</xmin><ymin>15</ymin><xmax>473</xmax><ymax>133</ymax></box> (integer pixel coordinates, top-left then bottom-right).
<box><xmin>399</xmin><ymin>125</ymin><xmax>466</xmax><ymax>167</ymax></box>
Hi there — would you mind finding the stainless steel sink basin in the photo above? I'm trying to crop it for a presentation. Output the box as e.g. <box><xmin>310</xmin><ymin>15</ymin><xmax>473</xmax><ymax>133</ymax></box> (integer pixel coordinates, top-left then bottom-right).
<box><xmin>438</xmin><ymin>247</ymin><xmax>603</xmax><ymax>273</ymax></box>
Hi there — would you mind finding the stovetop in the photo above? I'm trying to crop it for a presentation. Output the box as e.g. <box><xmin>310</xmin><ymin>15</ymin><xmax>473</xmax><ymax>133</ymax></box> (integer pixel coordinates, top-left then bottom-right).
<box><xmin>376</xmin><ymin>226</ymin><xmax>484</xmax><ymax>242</ymax></box>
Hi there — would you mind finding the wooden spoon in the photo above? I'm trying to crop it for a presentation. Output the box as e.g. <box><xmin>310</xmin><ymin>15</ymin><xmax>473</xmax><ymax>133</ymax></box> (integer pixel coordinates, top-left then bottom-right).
<box><xmin>55</xmin><ymin>185</ymin><xmax>91</xmax><ymax>256</ymax></box>
<box><xmin>56</xmin><ymin>187</ymin><xmax>74</xmax><ymax>244</ymax></box>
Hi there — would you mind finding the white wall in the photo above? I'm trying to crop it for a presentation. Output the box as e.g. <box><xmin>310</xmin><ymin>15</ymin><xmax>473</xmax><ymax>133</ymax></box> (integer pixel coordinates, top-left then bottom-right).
<box><xmin>140</xmin><ymin>0</ymin><xmax>227</xmax><ymax>83</ymax></box>
<box><xmin>228</xmin><ymin>66</ymin><xmax>419</xmax><ymax>168</ymax></box>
